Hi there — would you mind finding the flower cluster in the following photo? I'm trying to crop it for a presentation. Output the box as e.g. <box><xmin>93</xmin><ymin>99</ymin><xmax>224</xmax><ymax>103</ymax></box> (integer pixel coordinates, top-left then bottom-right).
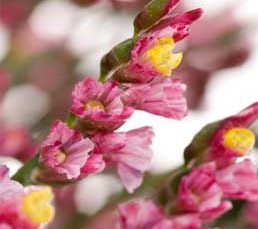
<box><xmin>0</xmin><ymin>164</ymin><xmax>55</xmax><ymax>229</ymax></box>
<box><xmin>36</xmin><ymin>0</ymin><xmax>202</xmax><ymax>194</ymax></box>
<box><xmin>118</xmin><ymin>103</ymin><xmax>258</xmax><ymax>228</ymax></box>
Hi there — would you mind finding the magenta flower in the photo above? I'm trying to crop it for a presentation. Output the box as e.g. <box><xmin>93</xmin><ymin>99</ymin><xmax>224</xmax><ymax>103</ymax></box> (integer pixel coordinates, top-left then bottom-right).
<box><xmin>41</xmin><ymin>121</ymin><xmax>95</xmax><ymax>180</ymax></box>
<box><xmin>215</xmin><ymin>159</ymin><xmax>258</xmax><ymax>201</ymax></box>
<box><xmin>178</xmin><ymin>162</ymin><xmax>232</xmax><ymax>222</ymax></box>
<box><xmin>71</xmin><ymin>78</ymin><xmax>133</xmax><ymax>131</ymax></box>
<box><xmin>210</xmin><ymin>102</ymin><xmax>258</xmax><ymax>165</ymax></box>
<box><xmin>91</xmin><ymin>126</ymin><xmax>154</xmax><ymax>193</ymax></box>
<box><xmin>113</xmin><ymin>8</ymin><xmax>202</xmax><ymax>83</ymax></box>
<box><xmin>118</xmin><ymin>200</ymin><xmax>164</xmax><ymax>229</ymax></box>
<box><xmin>0</xmin><ymin>165</ymin><xmax>55</xmax><ymax>228</ymax></box>
<box><xmin>122</xmin><ymin>77</ymin><xmax>187</xmax><ymax>119</ymax></box>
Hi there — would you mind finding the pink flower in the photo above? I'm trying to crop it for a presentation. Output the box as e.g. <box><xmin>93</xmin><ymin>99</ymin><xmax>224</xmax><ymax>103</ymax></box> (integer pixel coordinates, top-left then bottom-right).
<box><xmin>91</xmin><ymin>127</ymin><xmax>154</xmax><ymax>193</ymax></box>
<box><xmin>0</xmin><ymin>165</ymin><xmax>23</xmax><ymax>203</ymax></box>
<box><xmin>113</xmin><ymin>8</ymin><xmax>202</xmax><ymax>83</ymax></box>
<box><xmin>215</xmin><ymin>159</ymin><xmax>258</xmax><ymax>201</ymax></box>
<box><xmin>122</xmin><ymin>77</ymin><xmax>187</xmax><ymax>119</ymax></box>
<box><xmin>178</xmin><ymin>163</ymin><xmax>232</xmax><ymax>222</ymax></box>
<box><xmin>71</xmin><ymin>78</ymin><xmax>133</xmax><ymax>131</ymax></box>
<box><xmin>41</xmin><ymin>121</ymin><xmax>95</xmax><ymax>180</ymax></box>
<box><xmin>118</xmin><ymin>200</ymin><xmax>164</xmax><ymax>229</ymax></box>
<box><xmin>0</xmin><ymin>125</ymin><xmax>37</xmax><ymax>161</ymax></box>
<box><xmin>210</xmin><ymin>103</ymin><xmax>258</xmax><ymax>165</ymax></box>
<box><xmin>0</xmin><ymin>165</ymin><xmax>55</xmax><ymax>229</ymax></box>
<box><xmin>169</xmin><ymin>214</ymin><xmax>202</xmax><ymax>229</ymax></box>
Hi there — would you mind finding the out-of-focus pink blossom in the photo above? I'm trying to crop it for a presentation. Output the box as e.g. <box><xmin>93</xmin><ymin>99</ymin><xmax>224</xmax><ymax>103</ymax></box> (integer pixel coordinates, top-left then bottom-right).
<box><xmin>175</xmin><ymin>8</ymin><xmax>252</xmax><ymax>110</ymax></box>
<box><xmin>118</xmin><ymin>200</ymin><xmax>164</xmax><ymax>229</ymax></box>
<box><xmin>169</xmin><ymin>214</ymin><xmax>202</xmax><ymax>229</ymax></box>
<box><xmin>178</xmin><ymin>162</ymin><xmax>232</xmax><ymax>222</ymax></box>
<box><xmin>41</xmin><ymin>121</ymin><xmax>95</xmax><ymax>180</ymax></box>
<box><xmin>71</xmin><ymin>78</ymin><xmax>133</xmax><ymax>131</ymax></box>
<box><xmin>122</xmin><ymin>77</ymin><xmax>187</xmax><ymax>119</ymax></box>
<box><xmin>92</xmin><ymin>126</ymin><xmax>154</xmax><ymax>193</ymax></box>
<box><xmin>0</xmin><ymin>0</ymin><xmax>31</xmax><ymax>29</ymax></box>
<box><xmin>215</xmin><ymin>159</ymin><xmax>258</xmax><ymax>201</ymax></box>
<box><xmin>0</xmin><ymin>126</ymin><xmax>37</xmax><ymax>162</ymax></box>
<box><xmin>119</xmin><ymin>200</ymin><xmax>202</xmax><ymax>229</ymax></box>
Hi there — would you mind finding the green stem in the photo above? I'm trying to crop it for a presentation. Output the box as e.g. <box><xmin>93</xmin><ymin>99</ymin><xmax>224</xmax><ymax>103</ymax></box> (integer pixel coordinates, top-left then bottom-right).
<box><xmin>12</xmin><ymin>154</ymin><xmax>40</xmax><ymax>186</ymax></box>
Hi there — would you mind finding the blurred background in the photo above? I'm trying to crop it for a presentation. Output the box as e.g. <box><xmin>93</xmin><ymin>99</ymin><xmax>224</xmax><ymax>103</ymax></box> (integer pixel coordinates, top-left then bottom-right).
<box><xmin>1</xmin><ymin>0</ymin><xmax>258</xmax><ymax>228</ymax></box>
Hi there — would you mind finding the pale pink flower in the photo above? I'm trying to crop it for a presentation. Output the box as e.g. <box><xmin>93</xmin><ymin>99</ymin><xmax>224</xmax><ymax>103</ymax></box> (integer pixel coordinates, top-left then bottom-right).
<box><xmin>178</xmin><ymin>162</ymin><xmax>232</xmax><ymax>221</ymax></box>
<box><xmin>41</xmin><ymin>121</ymin><xmax>95</xmax><ymax>180</ymax></box>
<box><xmin>91</xmin><ymin>127</ymin><xmax>154</xmax><ymax>193</ymax></box>
<box><xmin>0</xmin><ymin>165</ymin><xmax>23</xmax><ymax>203</ymax></box>
<box><xmin>215</xmin><ymin>159</ymin><xmax>258</xmax><ymax>201</ymax></box>
<box><xmin>122</xmin><ymin>77</ymin><xmax>187</xmax><ymax>119</ymax></box>
<box><xmin>71</xmin><ymin>78</ymin><xmax>133</xmax><ymax>131</ymax></box>
<box><xmin>118</xmin><ymin>200</ymin><xmax>164</xmax><ymax>229</ymax></box>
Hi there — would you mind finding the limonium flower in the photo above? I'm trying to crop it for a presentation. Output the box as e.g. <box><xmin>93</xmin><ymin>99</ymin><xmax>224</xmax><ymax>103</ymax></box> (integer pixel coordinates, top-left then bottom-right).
<box><xmin>40</xmin><ymin>121</ymin><xmax>95</xmax><ymax>180</ymax></box>
<box><xmin>215</xmin><ymin>159</ymin><xmax>258</xmax><ymax>201</ymax></box>
<box><xmin>71</xmin><ymin>78</ymin><xmax>133</xmax><ymax>131</ymax></box>
<box><xmin>113</xmin><ymin>5</ymin><xmax>202</xmax><ymax>83</ymax></box>
<box><xmin>91</xmin><ymin>126</ymin><xmax>154</xmax><ymax>193</ymax></box>
<box><xmin>122</xmin><ymin>77</ymin><xmax>187</xmax><ymax>119</ymax></box>
<box><xmin>209</xmin><ymin>102</ymin><xmax>258</xmax><ymax>166</ymax></box>
<box><xmin>118</xmin><ymin>200</ymin><xmax>164</xmax><ymax>229</ymax></box>
<box><xmin>118</xmin><ymin>200</ymin><xmax>202</xmax><ymax>229</ymax></box>
<box><xmin>0</xmin><ymin>165</ymin><xmax>55</xmax><ymax>228</ymax></box>
<box><xmin>178</xmin><ymin>162</ymin><xmax>232</xmax><ymax>222</ymax></box>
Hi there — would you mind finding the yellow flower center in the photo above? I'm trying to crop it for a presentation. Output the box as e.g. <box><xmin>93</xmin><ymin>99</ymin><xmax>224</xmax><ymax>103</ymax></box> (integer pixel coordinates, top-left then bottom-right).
<box><xmin>144</xmin><ymin>36</ymin><xmax>183</xmax><ymax>76</ymax></box>
<box><xmin>55</xmin><ymin>149</ymin><xmax>66</xmax><ymax>164</ymax></box>
<box><xmin>223</xmin><ymin>127</ymin><xmax>255</xmax><ymax>155</ymax></box>
<box><xmin>22</xmin><ymin>187</ymin><xmax>55</xmax><ymax>225</ymax></box>
<box><xmin>85</xmin><ymin>99</ymin><xmax>105</xmax><ymax>111</ymax></box>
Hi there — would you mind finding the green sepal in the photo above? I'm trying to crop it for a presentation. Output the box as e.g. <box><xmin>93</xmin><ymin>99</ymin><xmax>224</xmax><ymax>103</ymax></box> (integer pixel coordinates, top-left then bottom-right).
<box><xmin>133</xmin><ymin>0</ymin><xmax>170</xmax><ymax>35</ymax></box>
<box><xmin>99</xmin><ymin>38</ymin><xmax>137</xmax><ymax>82</ymax></box>
<box><xmin>183</xmin><ymin>121</ymin><xmax>222</xmax><ymax>166</ymax></box>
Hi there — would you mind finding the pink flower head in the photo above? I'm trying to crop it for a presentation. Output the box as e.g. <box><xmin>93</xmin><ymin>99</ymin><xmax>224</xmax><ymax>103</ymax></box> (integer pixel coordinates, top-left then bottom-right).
<box><xmin>215</xmin><ymin>159</ymin><xmax>258</xmax><ymax>201</ymax></box>
<box><xmin>118</xmin><ymin>200</ymin><xmax>164</xmax><ymax>229</ymax></box>
<box><xmin>113</xmin><ymin>8</ymin><xmax>202</xmax><ymax>83</ymax></box>
<box><xmin>122</xmin><ymin>77</ymin><xmax>187</xmax><ymax>119</ymax></box>
<box><xmin>178</xmin><ymin>162</ymin><xmax>232</xmax><ymax>222</ymax></box>
<box><xmin>210</xmin><ymin>103</ymin><xmax>258</xmax><ymax>165</ymax></box>
<box><xmin>0</xmin><ymin>165</ymin><xmax>23</xmax><ymax>203</ymax></box>
<box><xmin>169</xmin><ymin>214</ymin><xmax>202</xmax><ymax>229</ymax></box>
<box><xmin>41</xmin><ymin>121</ymin><xmax>95</xmax><ymax>180</ymax></box>
<box><xmin>71</xmin><ymin>78</ymin><xmax>133</xmax><ymax>131</ymax></box>
<box><xmin>0</xmin><ymin>165</ymin><xmax>55</xmax><ymax>228</ymax></box>
<box><xmin>92</xmin><ymin>126</ymin><xmax>154</xmax><ymax>193</ymax></box>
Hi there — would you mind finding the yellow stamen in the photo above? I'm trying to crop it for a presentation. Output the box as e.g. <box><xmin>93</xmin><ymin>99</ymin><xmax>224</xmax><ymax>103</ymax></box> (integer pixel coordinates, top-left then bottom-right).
<box><xmin>144</xmin><ymin>36</ymin><xmax>183</xmax><ymax>76</ymax></box>
<box><xmin>223</xmin><ymin>127</ymin><xmax>255</xmax><ymax>155</ymax></box>
<box><xmin>55</xmin><ymin>149</ymin><xmax>66</xmax><ymax>164</ymax></box>
<box><xmin>85</xmin><ymin>99</ymin><xmax>105</xmax><ymax>111</ymax></box>
<box><xmin>22</xmin><ymin>187</ymin><xmax>55</xmax><ymax>225</ymax></box>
